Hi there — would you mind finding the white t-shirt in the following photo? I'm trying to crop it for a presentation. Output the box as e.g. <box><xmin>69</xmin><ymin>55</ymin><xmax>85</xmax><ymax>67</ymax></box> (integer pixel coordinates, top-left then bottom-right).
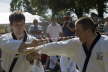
<box><xmin>46</xmin><ymin>23</ymin><xmax>62</xmax><ymax>41</ymax></box>
<box><xmin>60</xmin><ymin>56</ymin><xmax>78</xmax><ymax>72</ymax></box>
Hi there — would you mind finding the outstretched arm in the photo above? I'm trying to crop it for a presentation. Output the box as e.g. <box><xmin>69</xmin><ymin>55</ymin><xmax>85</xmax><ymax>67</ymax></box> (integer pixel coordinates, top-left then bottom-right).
<box><xmin>35</xmin><ymin>38</ymin><xmax>81</xmax><ymax>57</ymax></box>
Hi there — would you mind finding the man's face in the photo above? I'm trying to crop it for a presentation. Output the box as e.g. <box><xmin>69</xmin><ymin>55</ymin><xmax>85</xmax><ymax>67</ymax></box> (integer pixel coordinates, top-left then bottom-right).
<box><xmin>11</xmin><ymin>20</ymin><xmax>25</xmax><ymax>34</ymax></box>
<box><xmin>75</xmin><ymin>23</ymin><xmax>88</xmax><ymax>43</ymax></box>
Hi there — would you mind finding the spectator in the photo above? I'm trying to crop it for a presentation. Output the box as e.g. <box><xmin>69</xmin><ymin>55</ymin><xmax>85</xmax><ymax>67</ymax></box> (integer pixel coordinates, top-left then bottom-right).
<box><xmin>104</xmin><ymin>17</ymin><xmax>108</xmax><ymax>35</ymax></box>
<box><xmin>90</xmin><ymin>13</ymin><xmax>99</xmax><ymax>25</ymax></box>
<box><xmin>60</xmin><ymin>16</ymin><xmax>78</xmax><ymax>72</ymax></box>
<box><xmin>46</xmin><ymin>17</ymin><xmax>63</xmax><ymax>72</ymax></box>
<box><xmin>41</xmin><ymin>54</ymin><xmax>49</xmax><ymax>71</ymax></box>
<box><xmin>29</xmin><ymin>19</ymin><xmax>43</xmax><ymax>39</ymax></box>
<box><xmin>48</xmin><ymin>56</ymin><xmax>60</xmax><ymax>72</ymax></box>
<box><xmin>46</xmin><ymin>18</ymin><xmax>63</xmax><ymax>42</ymax></box>
<box><xmin>63</xmin><ymin>16</ymin><xmax>75</xmax><ymax>37</ymax></box>
<box><xmin>60</xmin><ymin>56</ymin><xmax>79</xmax><ymax>72</ymax></box>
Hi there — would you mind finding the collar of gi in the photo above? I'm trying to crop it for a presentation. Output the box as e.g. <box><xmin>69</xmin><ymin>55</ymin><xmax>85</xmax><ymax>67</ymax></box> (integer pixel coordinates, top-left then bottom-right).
<box><xmin>82</xmin><ymin>32</ymin><xmax>101</xmax><ymax>56</ymax></box>
<box><xmin>82</xmin><ymin>32</ymin><xmax>101</xmax><ymax>72</ymax></box>
<box><xmin>11</xmin><ymin>31</ymin><xmax>27</xmax><ymax>42</ymax></box>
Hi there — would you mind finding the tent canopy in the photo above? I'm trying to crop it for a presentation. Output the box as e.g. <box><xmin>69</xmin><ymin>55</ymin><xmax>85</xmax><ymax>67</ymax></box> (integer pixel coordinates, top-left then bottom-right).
<box><xmin>0</xmin><ymin>12</ymin><xmax>42</xmax><ymax>24</ymax></box>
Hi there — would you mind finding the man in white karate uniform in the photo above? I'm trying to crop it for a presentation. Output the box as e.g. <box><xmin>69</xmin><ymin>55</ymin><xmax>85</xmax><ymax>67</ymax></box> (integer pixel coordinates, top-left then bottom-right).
<box><xmin>0</xmin><ymin>11</ymin><xmax>44</xmax><ymax>72</ymax></box>
<box><xmin>28</xmin><ymin>17</ymin><xmax>108</xmax><ymax>72</ymax></box>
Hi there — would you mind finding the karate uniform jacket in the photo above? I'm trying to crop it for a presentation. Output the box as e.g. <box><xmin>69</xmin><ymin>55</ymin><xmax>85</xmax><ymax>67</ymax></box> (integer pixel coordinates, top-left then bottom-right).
<box><xmin>37</xmin><ymin>34</ymin><xmax>108</xmax><ymax>72</ymax></box>
<box><xmin>0</xmin><ymin>33</ymin><xmax>44</xmax><ymax>72</ymax></box>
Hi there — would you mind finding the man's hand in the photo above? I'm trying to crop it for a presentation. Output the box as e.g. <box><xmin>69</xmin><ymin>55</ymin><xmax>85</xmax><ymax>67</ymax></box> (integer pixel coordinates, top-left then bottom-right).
<box><xmin>18</xmin><ymin>39</ymin><xmax>43</xmax><ymax>53</ymax></box>
<box><xmin>21</xmin><ymin>39</ymin><xmax>48</xmax><ymax>48</ymax></box>
<box><xmin>18</xmin><ymin>38</ymin><xmax>50</xmax><ymax>55</ymax></box>
<box><xmin>26</xmin><ymin>50</ymin><xmax>41</xmax><ymax>64</ymax></box>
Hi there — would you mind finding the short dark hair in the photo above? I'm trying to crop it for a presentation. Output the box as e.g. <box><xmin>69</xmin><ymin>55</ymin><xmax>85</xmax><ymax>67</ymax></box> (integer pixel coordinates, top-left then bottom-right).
<box><xmin>76</xmin><ymin>17</ymin><xmax>96</xmax><ymax>32</ymax></box>
<box><xmin>9</xmin><ymin>11</ymin><xmax>25</xmax><ymax>25</ymax></box>
<box><xmin>33</xmin><ymin>19</ymin><xmax>38</xmax><ymax>23</ymax></box>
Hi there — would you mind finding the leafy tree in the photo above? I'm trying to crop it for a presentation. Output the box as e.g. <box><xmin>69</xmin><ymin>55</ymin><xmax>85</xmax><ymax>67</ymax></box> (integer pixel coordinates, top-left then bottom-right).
<box><xmin>10</xmin><ymin>0</ymin><xmax>35</xmax><ymax>14</ymax></box>
<box><xmin>10</xmin><ymin>0</ymin><xmax>108</xmax><ymax>18</ymax></box>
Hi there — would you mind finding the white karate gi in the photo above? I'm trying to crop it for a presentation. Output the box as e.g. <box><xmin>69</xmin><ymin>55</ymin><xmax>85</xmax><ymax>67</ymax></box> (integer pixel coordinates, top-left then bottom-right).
<box><xmin>0</xmin><ymin>33</ymin><xmax>44</xmax><ymax>72</ymax></box>
<box><xmin>37</xmin><ymin>35</ymin><xmax>108</xmax><ymax>72</ymax></box>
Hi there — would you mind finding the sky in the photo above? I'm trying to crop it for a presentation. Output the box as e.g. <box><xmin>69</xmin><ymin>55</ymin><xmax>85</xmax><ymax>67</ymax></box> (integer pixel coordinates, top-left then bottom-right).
<box><xmin>0</xmin><ymin>0</ymin><xmax>11</xmax><ymax>12</ymax></box>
